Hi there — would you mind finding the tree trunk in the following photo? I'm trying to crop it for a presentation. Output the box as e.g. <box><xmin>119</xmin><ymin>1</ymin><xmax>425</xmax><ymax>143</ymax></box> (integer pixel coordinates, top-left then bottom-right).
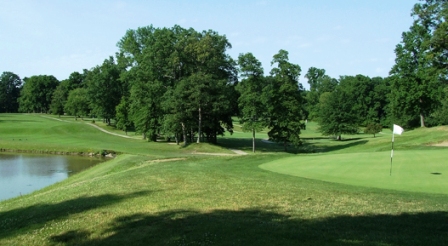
<box><xmin>142</xmin><ymin>132</ymin><xmax>146</xmax><ymax>140</ymax></box>
<box><xmin>175</xmin><ymin>133</ymin><xmax>179</xmax><ymax>145</ymax></box>
<box><xmin>197</xmin><ymin>106</ymin><xmax>202</xmax><ymax>143</ymax></box>
<box><xmin>420</xmin><ymin>113</ymin><xmax>425</xmax><ymax>127</ymax></box>
<box><xmin>181</xmin><ymin>122</ymin><xmax>187</xmax><ymax>146</ymax></box>
<box><xmin>420</xmin><ymin>98</ymin><xmax>425</xmax><ymax>127</ymax></box>
<box><xmin>252</xmin><ymin>128</ymin><xmax>256</xmax><ymax>153</ymax></box>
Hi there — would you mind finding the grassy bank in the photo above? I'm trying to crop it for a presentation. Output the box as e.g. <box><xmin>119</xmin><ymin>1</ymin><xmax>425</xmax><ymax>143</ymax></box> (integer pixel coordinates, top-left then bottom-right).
<box><xmin>1</xmin><ymin>114</ymin><xmax>448</xmax><ymax>245</ymax></box>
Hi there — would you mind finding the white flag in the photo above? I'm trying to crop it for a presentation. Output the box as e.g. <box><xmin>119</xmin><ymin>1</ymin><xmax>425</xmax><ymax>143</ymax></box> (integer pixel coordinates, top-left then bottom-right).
<box><xmin>393</xmin><ymin>124</ymin><xmax>404</xmax><ymax>135</ymax></box>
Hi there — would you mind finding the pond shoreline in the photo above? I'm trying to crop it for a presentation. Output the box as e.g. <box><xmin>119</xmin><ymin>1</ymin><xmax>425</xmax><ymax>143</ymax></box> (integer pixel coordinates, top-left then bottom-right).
<box><xmin>0</xmin><ymin>148</ymin><xmax>116</xmax><ymax>158</ymax></box>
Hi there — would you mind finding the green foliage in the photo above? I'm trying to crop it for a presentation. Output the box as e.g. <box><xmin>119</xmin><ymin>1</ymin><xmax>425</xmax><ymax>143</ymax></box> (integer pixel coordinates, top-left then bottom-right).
<box><xmin>64</xmin><ymin>88</ymin><xmax>90</xmax><ymax>119</ymax></box>
<box><xmin>236</xmin><ymin>53</ymin><xmax>267</xmax><ymax>152</ymax></box>
<box><xmin>115</xmin><ymin>96</ymin><xmax>133</xmax><ymax>134</ymax></box>
<box><xmin>389</xmin><ymin>0</ymin><xmax>448</xmax><ymax>128</ymax></box>
<box><xmin>19</xmin><ymin>75</ymin><xmax>59</xmax><ymax>113</ymax></box>
<box><xmin>264</xmin><ymin>50</ymin><xmax>306</xmax><ymax>150</ymax></box>
<box><xmin>118</xmin><ymin>25</ymin><xmax>235</xmax><ymax>143</ymax></box>
<box><xmin>50</xmin><ymin>81</ymin><xmax>69</xmax><ymax>116</ymax></box>
<box><xmin>0</xmin><ymin>71</ymin><xmax>22</xmax><ymax>113</ymax></box>
<box><xmin>304</xmin><ymin>67</ymin><xmax>338</xmax><ymax>120</ymax></box>
<box><xmin>317</xmin><ymin>87</ymin><xmax>359</xmax><ymax>139</ymax></box>
<box><xmin>86</xmin><ymin>57</ymin><xmax>124</xmax><ymax>124</ymax></box>
<box><xmin>364</xmin><ymin>123</ymin><xmax>383</xmax><ymax>137</ymax></box>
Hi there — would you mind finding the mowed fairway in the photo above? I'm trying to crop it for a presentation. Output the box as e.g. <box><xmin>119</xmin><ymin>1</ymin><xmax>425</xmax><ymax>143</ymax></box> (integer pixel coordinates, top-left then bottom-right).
<box><xmin>260</xmin><ymin>150</ymin><xmax>448</xmax><ymax>194</ymax></box>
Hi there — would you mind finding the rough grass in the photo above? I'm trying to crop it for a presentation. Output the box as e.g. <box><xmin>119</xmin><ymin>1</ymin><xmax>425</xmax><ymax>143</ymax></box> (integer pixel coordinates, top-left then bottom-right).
<box><xmin>1</xmin><ymin>114</ymin><xmax>448</xmax><ymax>245</ymax></box>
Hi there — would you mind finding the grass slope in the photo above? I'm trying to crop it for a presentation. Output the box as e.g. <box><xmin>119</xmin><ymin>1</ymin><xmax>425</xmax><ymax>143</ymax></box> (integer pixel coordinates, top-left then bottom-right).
<box><xmin>1</xmin><ymin>114</ymin><xmax>448</xmax><ymax>245</ymax></box>
<box><xmin>0</xmin><ymin>114</ymin><xmax>233</xmax><ymax>156</ymax></box>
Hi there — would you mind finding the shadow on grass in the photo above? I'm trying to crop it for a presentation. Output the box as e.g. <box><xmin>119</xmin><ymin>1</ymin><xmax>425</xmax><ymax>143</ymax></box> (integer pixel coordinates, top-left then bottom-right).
<box><xmin>218</xmin><ymin>138</ymin><xmax>298</xmax><ymax>153</ymax></box>
<box><xmin>50</xmin><ymin>208</ymin><xmax>448</xmax><ymax>245</ymax></box>
<box><xmin>308</xmin><ymin>140</ymin><xmax>369</xmax><ymax>153</ymax></box>
<box><xmin>0</xmin><ymin>190</ymin><xmax>153</xmax><ymax>240</ymax></box>
<box><xmin>218</xmin><ymin>138</ymin><xmax>368</xmax><ymax>154</ymax></box>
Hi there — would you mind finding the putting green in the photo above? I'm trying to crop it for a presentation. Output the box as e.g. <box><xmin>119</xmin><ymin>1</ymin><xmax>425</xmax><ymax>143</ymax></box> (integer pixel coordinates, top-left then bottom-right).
<box><xmin>260</xmin><ymin>149</ymin><xmax>448</xmax><ymax>194</ymax></box>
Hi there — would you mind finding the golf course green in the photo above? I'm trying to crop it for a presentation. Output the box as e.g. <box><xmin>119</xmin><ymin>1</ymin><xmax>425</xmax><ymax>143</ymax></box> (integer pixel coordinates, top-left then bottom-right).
<box><xmin>1</xmin><ymin>114</ymin><xmax>448</xmax><ymax>245</ymax></box>
<box><xmin>261</xmin><ymin>150</ymin><xmax>448</xmax><ymax>194</ymax></box>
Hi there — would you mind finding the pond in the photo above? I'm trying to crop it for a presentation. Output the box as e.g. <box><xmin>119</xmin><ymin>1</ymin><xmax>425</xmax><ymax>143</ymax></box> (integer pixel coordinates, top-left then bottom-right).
<box><xmin>0</xmin><ymin>153</ymin><xmax>104</xmax><ymax>201</ymax></box>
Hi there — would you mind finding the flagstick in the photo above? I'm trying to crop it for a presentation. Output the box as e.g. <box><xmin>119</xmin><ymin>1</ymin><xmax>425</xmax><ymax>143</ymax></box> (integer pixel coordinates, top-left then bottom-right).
<box><xmin>390</xmin><ymin>133</ymin><xmax>394</xmax><ymax>176</ymax></box>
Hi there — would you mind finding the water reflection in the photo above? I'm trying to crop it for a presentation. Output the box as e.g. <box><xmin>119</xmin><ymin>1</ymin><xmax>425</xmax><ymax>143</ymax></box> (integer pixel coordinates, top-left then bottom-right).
<box><xmin>0</xmin><ymin>153</ymin><xmax>104</xmax><ymax>201</ymax></box>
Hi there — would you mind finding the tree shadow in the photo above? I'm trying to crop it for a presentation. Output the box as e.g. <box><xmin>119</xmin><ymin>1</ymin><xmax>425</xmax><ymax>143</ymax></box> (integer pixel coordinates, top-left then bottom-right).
<box><xmin>218</xmin><ymin>138</ymin><xmax>300</xmax><ymax>153</ymax></box>
<box><xmin>218</xmin><ymin>137</ymin><xmax>369</xmax><ymax>154</ymax></box>
<box><xmin>49</xmin><ymin>208</ymin><xmax>448</xmax><ymax>245</ymax></box>
<box><xmin>303</xmin><ymin>139</ymin><xmax>368</xmax><ymax>153</ymax></box>
<box><xmin>0</xmin><ymin>190</ymin><xmax>154</xmax><ymax>240</ymax></box>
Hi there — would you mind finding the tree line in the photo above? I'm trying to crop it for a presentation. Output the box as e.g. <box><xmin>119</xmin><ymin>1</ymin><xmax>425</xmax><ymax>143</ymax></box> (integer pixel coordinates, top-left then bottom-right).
<box><xmin>1</xmin><ymin>0</ymin><xmax>447</xmax><ymax>151</ymax></box>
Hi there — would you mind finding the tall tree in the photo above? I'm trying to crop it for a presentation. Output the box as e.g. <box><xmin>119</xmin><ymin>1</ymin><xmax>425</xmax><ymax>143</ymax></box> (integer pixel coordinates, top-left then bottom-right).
<box><xmin>236</xmin><ymin>53</ymin><xmax>267</xmax><ymax>152</ymax></box>
<box><xmin>115</xmin><ymin>96</ymin><xmax>133</xmax><ymax>134</ymax></box>
<box><xmin>264</xmin><ymin>50</ymin><xmax>306</xmax><ymax>150</ymax></box>
<box><xmin>118</xmin><ymin>26</ymin><xmax>178</xmax><ymax>141</ymax></box>
<box><xmin>389</xmin><ymin>0</ymin><xmax>447</xmax><ymax>128</ymax></box>
<box><xmin>50</xmin><ymin>80</ymin><xmax>69</xmax><ymax>116</ymax></box>
<box><xmin>19</xmin><ymin>75</ymin><xmax>59</xmax><ymax>113</ymax></box>
<box><xmin>304</xmin><ymin>67</ymin><xmax>337</xmax><ymax>120</ymax></box>
<box><xmin>86</xmin><ymin>57</ymin><xmax>124</xmax><ymax>125</ymax></box>
<box><xmin>118</xmin><ymin>25</ymin><xmax>235</xmax><ymax>143</ymax></box>
<box><xmin>182</xmin><ymin>30</ymin><xmax>235</xmax><ymax>143</ymax></box>
<box><xmin>0</xmin><ymin>72</ymin><xmax>22</xmax><ymax>113</ymax></box>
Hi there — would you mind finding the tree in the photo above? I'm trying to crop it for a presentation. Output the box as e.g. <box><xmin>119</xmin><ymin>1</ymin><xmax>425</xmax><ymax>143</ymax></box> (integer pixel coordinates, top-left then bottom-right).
<box><xmin>304</xmin><ymin>67</ymin><xmax>338</xmax><ymax>120</ymax></box>
<box><xmin>86</xmin><ymin>57</ymin><xmax>124</xmax><ymax>125</ymax></box>
<box><xmin>118</xmin><ymin>26</ymin><xmax>177</xmax><ymax>141</ymax></box>
<box><xmin>389</xmin><ymin>0</ymin><xmax>447</xmax><ymax>128</ymax></box>
<box><xmin>115</xmin><ymin>96</ymin><xmax>133</xmax><ymax>134</ymax></box>
<box><xmin>317</xmin><ymin>84</ymin><xmax>359</xmax><ymax>140</ymax></box>
<box><xmin>19</xmin><ymin>75</ymin><xmax>59</xmax><ymax>113</ymax></box>
<box><xmin>50</xmin><ymin>81</ymin><xmax>68</xmax><ymax>116</ymax></box>
<box><xmin>0</xmin><ymin>72</ymin><xmax>22</xmax><ymax>113</ymax></box>
<box><xmin>264</xmin><ymin>50</ymin><xmax>306</xmax><ymax>150</ymax></box>
<box><xmin>118</xmin><ymin>25</ymin><xmax>235</xmax><ymax>143</ymax></box>
<box><xmin>64</xmin><ymin>88</ymin><xmax>90</xmax><ymax>120</ymax></box>
<box><xmin>370</xmin><ymin>77</ymin><xmax>391</xmax><ymax>127</ymax></box>
<box><xmin>182</xmin><ymin>29</ymin><xmax>235</xmax><ymax>144</ymax></box>
<box><xmin>236</xmin><ymin>53</ymin><xmax>267</xmax><ymax>152</ymax></box>
<box><xmin>364</xmin><ymin>123</ymin><xmax>383</xmax><ymax>138</ymax></box>
<box><xmin>66</xmin><ymin>71</ymin><xmax>87</xmax><ymax>91</ymax></box>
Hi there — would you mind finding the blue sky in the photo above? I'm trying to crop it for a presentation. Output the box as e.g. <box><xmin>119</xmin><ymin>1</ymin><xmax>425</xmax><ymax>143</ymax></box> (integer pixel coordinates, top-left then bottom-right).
<box><xmin>0</xmin><ymin>0</ymin><xmax>417</xmax><ymax>89</ymax></box>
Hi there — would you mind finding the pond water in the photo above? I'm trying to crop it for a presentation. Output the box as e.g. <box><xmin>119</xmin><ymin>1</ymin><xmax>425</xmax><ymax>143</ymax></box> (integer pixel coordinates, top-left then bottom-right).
<box><xmin>0</xmin><ymin>153</ymin><xmax>104</xmax><ymax>201</ymax></box>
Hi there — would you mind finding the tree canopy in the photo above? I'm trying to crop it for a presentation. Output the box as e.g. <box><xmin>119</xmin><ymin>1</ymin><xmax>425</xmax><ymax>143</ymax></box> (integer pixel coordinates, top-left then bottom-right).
<box><xmin>0</xmin><ymin>72</ymin><xmax>22</xmax><ymax>113</ymax></box>
<box><xmin>19</xmin><ymin>75</ymin><xmax>59</xmax><ymax>113</ymax></box>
